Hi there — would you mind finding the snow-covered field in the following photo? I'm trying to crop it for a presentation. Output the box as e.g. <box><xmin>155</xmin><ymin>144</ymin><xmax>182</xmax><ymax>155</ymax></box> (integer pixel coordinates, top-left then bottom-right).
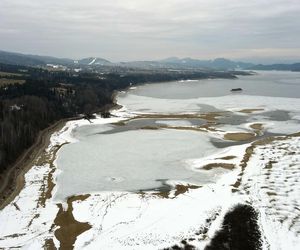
<box><xmin>240</xmin><ymin>136</ymin><xmax>300</xmax><ymax>250</ymax></box>
<box><xmin>0</xmin><ymin>72</ymin><xmax>300</xmax><ymax>249</ymax></box>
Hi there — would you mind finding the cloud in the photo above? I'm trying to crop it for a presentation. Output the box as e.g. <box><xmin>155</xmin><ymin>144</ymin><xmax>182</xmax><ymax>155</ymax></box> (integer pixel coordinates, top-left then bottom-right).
<box><xmin>0</xmin><ymin>0</ymin><xmax>299</xmax><ymax>62</ymax></box>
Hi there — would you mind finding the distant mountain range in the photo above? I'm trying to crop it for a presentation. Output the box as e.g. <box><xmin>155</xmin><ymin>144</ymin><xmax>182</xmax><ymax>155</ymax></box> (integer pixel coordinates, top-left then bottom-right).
<box><xmin>160</xmin><ymin>57</ymin><xmax>254</xmax><ymax>69</ymax></box>
<box><xmin>126</xmin><ymin>57</ymin><xmax>255</xmax><ymax>70</ymax></box>
<box><xmin>0</xmin><ymin>50</ymin><xmax>299</xmax><ymax>71</ymax></box>
<box><xmin>0</xmin><ymin>50</ymin><xmax>111</xmax><ymax>67</ymax></box>
<box><xmin>250</xmin><ymin>63</ymin><xmax>300</xmax><ymax>71</ymax></box>
<box><xmin>0</xmin><ymin>50</ymin><xmax>73</xmax><ymax>66</ymax></box>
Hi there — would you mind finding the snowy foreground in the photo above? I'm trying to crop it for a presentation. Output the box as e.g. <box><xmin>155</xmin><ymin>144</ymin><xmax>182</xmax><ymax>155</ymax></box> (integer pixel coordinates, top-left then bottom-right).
<box><xmin>0</xmin><ymin>94</ymin><xmax>300</xmax><ymax>249</ymax></box>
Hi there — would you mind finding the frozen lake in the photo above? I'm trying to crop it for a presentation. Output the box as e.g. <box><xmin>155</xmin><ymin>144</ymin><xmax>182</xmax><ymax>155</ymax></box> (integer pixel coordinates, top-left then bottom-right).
<box><xmin>54</xmin><ymin>71</ymin><xmax>300</xmax><ymax>201</ymax></box>
<box><xmin>118</xmin><ymin>71</ymin><xmax>300</xmax><ymax>114</ymax></box>
<box><xmin>122</xmin><ymin>71</ymin><xmax>300</xmax><ymax>99</ymax></box>
<box><xmin>54</xmin><ymin>129</ymin><xmax>220</xmax><ymax>201</ymax></box>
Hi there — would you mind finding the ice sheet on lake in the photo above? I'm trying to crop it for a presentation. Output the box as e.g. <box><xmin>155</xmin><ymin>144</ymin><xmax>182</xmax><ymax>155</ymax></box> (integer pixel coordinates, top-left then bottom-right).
<box><xmin>118</xmin><ymin>94</ymin><xmax>300</xmax><ymax>115</ymax></box>
<box><xmin>155</xmin><ymin>119</ymin><xmax>192</xmax><ymax>127</ymax></box>
<box><xmin>125</xmin><ymin>71</ymin><xmax>300</xmax><ymax>99</ymax></box>
<box><xmin>54</xmin><ymin>129</ymin><xmax>220</xmax><ymax>201</ymax></box>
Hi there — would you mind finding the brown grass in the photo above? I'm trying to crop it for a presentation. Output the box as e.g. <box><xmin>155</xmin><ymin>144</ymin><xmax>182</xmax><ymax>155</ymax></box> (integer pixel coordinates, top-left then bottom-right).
<box><xmin>160</xmin><ymin>125</ymin><xmax>209</xmax><ymax>133</ymax></box>
<box><xmin>54</xmin><ymin>194</ymin><xmax>91</xmax><ymax>250</ymax></box>
<box><xmin>174</xmin><ymin>184</ymin><xmax>199</xmax><ymax>196</ymax></box>
<box><xmin>265</xmin><ymin>161</ymin><xmax>278</xmax><ymax>170</ymax></box>
<box><xmin>44</xmin><ymin>238</ymin><xmax>56</xmax><ymax>250</ymax></box>
<box><xmin>290</xmin><ymin>132</ymin><xmax>300</xmax><ymax>137</ymax></box>
<box><xmin>131</xmin><ymin>112</ymin><xmax>225</xmax><ymax>122</ymax></box>
<box><xmin>232</xmin><ymin>145</ymin><xmax>255</xmax><ymax>190</ymax></box>
<box><xmin>217</xmin><ymin>156</ymin><xmax>236</xmax><ymax>160</ymax></box>
<box><xmin>231</xmin><ymin>133</ymin><xmax>295</xmax><ymax>192</ymax></box>
<box><xmin>250</xmin><ymin>123</ymin><xmax>263</xmax><ymax>131</ymax></box>
<box><xmin>110</xmin><ymin>113</ymin><xmax>223</xmax><ymax>134</ymax></box>
<box><xmin>37</xmin><ymin>143</ymin><xmax>68</xmax><ymax>208</ymax></box>
<box><xmin>201</xmin><ymin>163</ymin><xmax>235</xmax><ymax>170</ymax></box>
<box><xmin>112</xmin><ymin>116</ymin><xmax>220</xmax><ymax>134</ymax></box>
<box><xmin>199</xmin><ymin>113</ymin><xmax>224</xmax><ymax>121</ymax></box>
<box><xmin>224</xmin><ymin>132</ymin><xmax>256</xmax><ymax>141</ymax></box>
<box><xmin>154</xmin><ymin>184</ymin><xmax>200</xmax><ymax>199</ymax></box>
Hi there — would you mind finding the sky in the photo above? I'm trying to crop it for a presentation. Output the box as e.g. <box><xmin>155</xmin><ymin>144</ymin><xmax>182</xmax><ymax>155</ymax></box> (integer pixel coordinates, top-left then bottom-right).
<box><xmin>0</xmin><ymin>0</ymin><xmax>300</xmax><ymax>63</ymax></box>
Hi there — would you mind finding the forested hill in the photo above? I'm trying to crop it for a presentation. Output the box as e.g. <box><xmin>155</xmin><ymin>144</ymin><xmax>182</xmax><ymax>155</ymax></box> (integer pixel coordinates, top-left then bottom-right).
<box><xmin>0</xmin><ymin>63</ymin><xmax>241</xmax><ymax>175</ymax></box>
<box><xmin>249</xmin><ymin>63</ymin><xmax>300</xmax><ymax>71</ymax></box>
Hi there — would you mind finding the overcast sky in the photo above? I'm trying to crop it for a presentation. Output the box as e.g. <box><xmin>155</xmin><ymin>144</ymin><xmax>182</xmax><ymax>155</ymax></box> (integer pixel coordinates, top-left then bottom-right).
<box><xmin>1</xmin><ymin>0</ymin><xmax>300</xmax><ymax>63</ymax></box>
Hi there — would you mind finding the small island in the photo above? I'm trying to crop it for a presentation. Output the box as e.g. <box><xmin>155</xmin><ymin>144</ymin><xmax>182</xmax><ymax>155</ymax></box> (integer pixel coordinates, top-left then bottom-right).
<box><xmin>231</xmin><ymin>88</ymin><xmax>243</xmax><ymax>92</ymax></box>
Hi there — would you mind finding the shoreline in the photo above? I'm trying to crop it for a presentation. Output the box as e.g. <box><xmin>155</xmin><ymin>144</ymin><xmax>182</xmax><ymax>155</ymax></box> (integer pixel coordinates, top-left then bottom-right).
<box><xmin>0</xmin><ymin>117</ymin><xmax>80</xmax><ymax>210</ymax></box>
<box><xmin>1</xmin><ymin>72</ymin><xmax>300</xmax><ymax>248</ymax></box>
<box><xmin>0</xmin><ymin>85</ymin><xmax>125</xmax><ymax>210</ymax></box>
<box><xmin>0</xmin><ymin>70</ymin><xmax>262</xmax><ymax>203</ymax></box>
<box><xmin>1</xmin><ymin>88</ymin><xmax>298</xmax><ymax>210</ymax></box>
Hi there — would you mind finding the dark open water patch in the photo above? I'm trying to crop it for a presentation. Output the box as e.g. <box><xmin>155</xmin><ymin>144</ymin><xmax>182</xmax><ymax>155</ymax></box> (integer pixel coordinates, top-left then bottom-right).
<box><xmin>97</xmin><ymin>117</ymin><xmax>207</xmax><ymax>135</ymax></box>
<box><xmin>261</xmin><ymin>110</ymin><xmax>291</xmax><ymax>121</ymax></box>
<box><xmin>218</xmin><ymin>114</ymin><xmax>249</xmax><ymax>125</ymax></box>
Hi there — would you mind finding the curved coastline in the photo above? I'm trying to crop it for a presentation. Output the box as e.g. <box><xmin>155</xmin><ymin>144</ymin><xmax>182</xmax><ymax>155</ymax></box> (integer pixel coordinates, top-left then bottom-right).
<box><xmin>0</xmin><ymin>70</ymin><xmax>253</xmax><ymax>206</ymax></box>
<box><xmin>0</xmin><ymin>72</ymin><xmax>300</xmax><ymax>249</ymax></box>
